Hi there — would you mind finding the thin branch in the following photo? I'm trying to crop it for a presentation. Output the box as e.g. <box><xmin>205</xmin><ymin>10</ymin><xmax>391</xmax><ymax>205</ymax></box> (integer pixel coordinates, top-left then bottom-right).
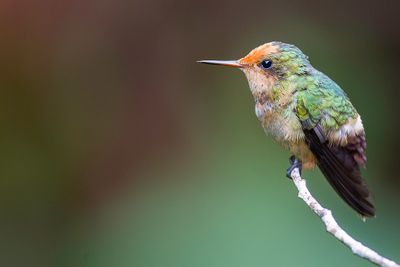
<box><xmin>289</xmin><ymin>167</ymin><xmax>400</xmax><ymax>267</ymax></box>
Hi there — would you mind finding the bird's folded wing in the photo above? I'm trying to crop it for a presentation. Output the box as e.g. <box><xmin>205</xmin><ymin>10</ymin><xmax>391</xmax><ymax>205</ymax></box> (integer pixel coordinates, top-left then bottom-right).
<box><xmin>295</xmin><ymin>93</ymin><xmax>375</xmax><ymax>217</ymax></box>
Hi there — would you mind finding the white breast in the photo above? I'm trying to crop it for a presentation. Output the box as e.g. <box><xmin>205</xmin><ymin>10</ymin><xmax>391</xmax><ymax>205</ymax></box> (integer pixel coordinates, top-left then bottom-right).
<box><xmin>255</xmin><ymin>101</ymin><xmax>273</xmax><ymax>120</ymax></box>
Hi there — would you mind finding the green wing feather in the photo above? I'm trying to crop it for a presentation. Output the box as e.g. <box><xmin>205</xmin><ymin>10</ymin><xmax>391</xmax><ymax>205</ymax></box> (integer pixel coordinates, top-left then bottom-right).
<box><xmin>295</xmin><ymin>71</ymin><xmax>358</xmax><ymax>132</ymax></box>
<box><xmin>294</xmin><ymin>71</ymin><xmax>375</xmax><ymax>217</ymax></box>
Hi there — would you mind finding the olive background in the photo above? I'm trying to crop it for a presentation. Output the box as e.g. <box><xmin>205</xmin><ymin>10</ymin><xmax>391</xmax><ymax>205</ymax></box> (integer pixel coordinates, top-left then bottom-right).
<box><xmin>0</xmin><ymin>0</ymin><xmax>399</xmax><ymax>266</ymax></box>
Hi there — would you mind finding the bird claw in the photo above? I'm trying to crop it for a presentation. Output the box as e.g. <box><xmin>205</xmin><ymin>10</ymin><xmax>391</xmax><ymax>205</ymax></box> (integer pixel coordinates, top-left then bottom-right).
<box><xmin>286</xmin><ymin>156</ymin><xmax>302</xmax><ymax>179</ymax></box>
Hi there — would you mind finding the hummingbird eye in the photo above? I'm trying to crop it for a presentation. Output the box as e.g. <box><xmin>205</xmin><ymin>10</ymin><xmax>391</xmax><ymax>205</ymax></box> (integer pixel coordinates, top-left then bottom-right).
<box><xmin>260</xmin><ymin>60</ymin><xmax>273</xmax><ymax>69</ymax></box>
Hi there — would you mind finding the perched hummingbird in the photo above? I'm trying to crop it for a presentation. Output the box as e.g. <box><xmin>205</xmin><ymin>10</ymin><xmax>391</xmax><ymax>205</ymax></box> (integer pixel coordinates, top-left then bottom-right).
<box><xmin>198</xmin><ymin>41</ymin><xmax>375</xmax><ymax>217</ymax></box>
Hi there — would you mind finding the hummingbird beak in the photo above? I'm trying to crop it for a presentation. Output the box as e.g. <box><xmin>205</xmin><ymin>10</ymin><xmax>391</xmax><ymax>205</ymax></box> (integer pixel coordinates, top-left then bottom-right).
<box><xmin>197</xmin><ymin>60</ymin><xmax>243</xmax><ymax>68</ymax></box>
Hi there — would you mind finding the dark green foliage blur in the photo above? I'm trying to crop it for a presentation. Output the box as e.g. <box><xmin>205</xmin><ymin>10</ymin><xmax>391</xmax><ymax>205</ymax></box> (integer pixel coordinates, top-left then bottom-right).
<box><xmin>0</xmin><ymin>0</ymin><xmax>399</xmax><ymax>266</ymax></box>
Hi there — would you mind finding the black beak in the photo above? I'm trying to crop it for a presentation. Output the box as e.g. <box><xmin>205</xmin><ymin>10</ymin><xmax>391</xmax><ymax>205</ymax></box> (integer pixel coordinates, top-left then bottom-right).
<box><xmin>197</xmin><ymin>60</ymin><xmax>242</xmax><ymax>68</ymax></box>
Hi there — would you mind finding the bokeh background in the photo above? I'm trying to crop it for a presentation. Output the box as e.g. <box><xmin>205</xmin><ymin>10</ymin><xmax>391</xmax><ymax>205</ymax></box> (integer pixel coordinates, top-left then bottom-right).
<box><xmin>0</xmin><ymin>0</ymin><xmax>399</xmax><ymax>266</ymax></box>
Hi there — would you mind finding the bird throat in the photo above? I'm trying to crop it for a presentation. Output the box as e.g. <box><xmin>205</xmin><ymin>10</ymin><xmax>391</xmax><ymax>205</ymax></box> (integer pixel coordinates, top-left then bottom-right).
<box><xmin>241</xmin><ymin>69</ymin><xmax>276</xmax><ymax>120</ymax></box>
<box><xmin>241</xmin><ymin>68</ymin><xmax>296</xmax><ymax>124</ymax></box>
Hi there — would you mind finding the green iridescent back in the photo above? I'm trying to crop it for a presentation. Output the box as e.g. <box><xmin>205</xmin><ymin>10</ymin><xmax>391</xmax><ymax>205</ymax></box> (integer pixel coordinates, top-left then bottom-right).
<box><xmin>295</xmin><ymin>69</ymin><xmax>358</xmax><ymax>132</ymax></box>
<box><xmin>270</xmin><ymin>42</ymin><xmax>358</xmax><ymax>132</ymax></box>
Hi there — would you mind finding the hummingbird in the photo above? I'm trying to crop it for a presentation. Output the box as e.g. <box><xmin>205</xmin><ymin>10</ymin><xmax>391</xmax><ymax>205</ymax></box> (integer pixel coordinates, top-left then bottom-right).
<box><xmin>198</xmin><ymin>41</ymin><xmax>375</xmax><ymax>217</ymax></box>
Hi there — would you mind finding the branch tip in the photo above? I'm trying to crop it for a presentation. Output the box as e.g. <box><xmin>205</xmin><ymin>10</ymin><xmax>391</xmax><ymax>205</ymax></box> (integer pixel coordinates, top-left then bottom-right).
<box><xmin>288</xmin><ymin>166</ymin><xmax>399</xmax><ymax>267</ymax></box>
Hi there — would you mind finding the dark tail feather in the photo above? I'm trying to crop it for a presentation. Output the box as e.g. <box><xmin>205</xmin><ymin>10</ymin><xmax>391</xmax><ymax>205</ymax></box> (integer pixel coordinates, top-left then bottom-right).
<box><xmin>304</xmin><ymin>127</ymin><xmax>375</xmax><ymax>217</ymax></box>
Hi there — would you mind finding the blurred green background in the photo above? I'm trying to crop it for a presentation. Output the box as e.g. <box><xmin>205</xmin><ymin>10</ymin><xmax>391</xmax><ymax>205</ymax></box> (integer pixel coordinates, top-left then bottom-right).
<box><xmin>0</xmin><ymin>0</ymin><xmax>399</xmax><ymax>266</ymax></box>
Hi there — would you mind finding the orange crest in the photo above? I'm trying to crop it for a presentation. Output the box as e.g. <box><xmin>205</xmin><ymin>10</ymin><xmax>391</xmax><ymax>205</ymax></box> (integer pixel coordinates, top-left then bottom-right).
<box><xmin>239</xmin><ymin>43</ymin><xmax>279</xmax><ymax>65</ymax></box>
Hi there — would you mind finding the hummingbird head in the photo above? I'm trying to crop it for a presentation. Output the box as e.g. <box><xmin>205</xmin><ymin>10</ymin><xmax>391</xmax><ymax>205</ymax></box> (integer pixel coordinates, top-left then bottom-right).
<box><xmin>198</xmin><ymin>41</ymin><xmax>311</xmax><ymax>95</ymax></box>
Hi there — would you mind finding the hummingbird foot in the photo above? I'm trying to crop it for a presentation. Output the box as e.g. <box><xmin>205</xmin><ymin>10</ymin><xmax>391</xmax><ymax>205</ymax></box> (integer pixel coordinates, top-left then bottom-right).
<box><xmin>286</xmin><ymin>155</ymin><xmax>302</xmax><ymax>179</ymax></box>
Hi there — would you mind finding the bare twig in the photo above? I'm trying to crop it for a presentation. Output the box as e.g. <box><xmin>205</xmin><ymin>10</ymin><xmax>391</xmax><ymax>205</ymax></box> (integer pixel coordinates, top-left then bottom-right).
<box><xmin>289</xmin><ymin>167</ymin><xmax>400</xmax><ymax>267</ymax></box>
